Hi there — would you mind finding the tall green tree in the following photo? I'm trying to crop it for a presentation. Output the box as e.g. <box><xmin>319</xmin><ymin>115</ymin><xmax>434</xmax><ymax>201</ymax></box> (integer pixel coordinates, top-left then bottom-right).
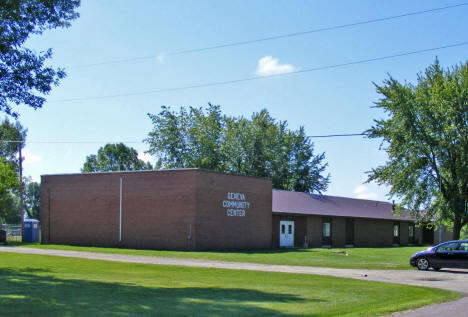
<box><xmin>82</xmin><ymin>143</ymin><xmax>153</xmax><ymax>173</ymax></box>
<box><xmin>0</xmin><ymin>159</ymin><xmax>18</xmax><ymax>196</ymax></box>
<box><xmin>146</xmin><ymin>104</ymin><xmax>330</xmax><ymax>193</ymax></box>
<box><xmin>0</xmin><ymin>119</ymin><xmax>26</xmax><ymax>224</ymax></box>
<box><xmin>367</xmin><ymin>60</ymin><xmax>468</xmax><ymax>239</ymax></box>
<box><xmin>1</xmin><ymin>0</ymin><xmax>80</xmax><ymax>117</ymax></box>
<box><xmin>0</xmin><ymin>118</ymin><xmax>26</xmax><ymax>164</ymax></box>
<box><xmin>0</xmin><ymin>192</ymin><xmax>21</xmax><ymax>224</ymax></box>
<box><xmin>0</xmin><ymin>158</ymin><xmax>19</xmax><ymax>223</ymax></box>
<box><xmin>145</xmin><ymin>104</ymin><xmax>224</xmax><ymax>170</ymax></box>
<box><xmin>24</xmin><ymin>179</ymin><xmax>40</xmax><ymax>219</ymax></box>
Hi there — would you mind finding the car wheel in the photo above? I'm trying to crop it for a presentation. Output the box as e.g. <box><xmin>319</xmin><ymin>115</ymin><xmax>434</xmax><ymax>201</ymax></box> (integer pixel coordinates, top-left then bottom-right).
<box><xmin>416</xmin><ymin>257</ymin><xmax>430</xmax><ymax>270</ymax></box>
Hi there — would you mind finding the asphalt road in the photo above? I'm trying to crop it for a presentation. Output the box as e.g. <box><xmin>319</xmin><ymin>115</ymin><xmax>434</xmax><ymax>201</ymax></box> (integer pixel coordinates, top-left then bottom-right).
<box><xmin>391</xmin><ymin>296</ymin><xmax>468</xmax><ymax>317</ymax></box>
<box><xmin>1</xmin><ymin>246</ymin><xmax>467</xmax><ymax>316</ymax></box>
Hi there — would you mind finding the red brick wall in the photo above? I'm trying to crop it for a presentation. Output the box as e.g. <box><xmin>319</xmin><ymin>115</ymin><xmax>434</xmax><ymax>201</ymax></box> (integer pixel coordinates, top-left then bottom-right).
<box><xmin>306</xmin><ymin>215</ymin><xmax>323</xmax><ymax>247</ymax></box>
<box><xmin>41</xmin><ymin>169</ymin><xmax>272</xmax><ymax>250</ymax></box>
<box><xmin>195</xmin><ymin>171</ymin><xmax>272</xmax><ymax>250</ymax></box>
<box><xmin>354</xmin><ymin>218</ymin><xmax>394</xmax><ymax>247</ymax></box>
<box><xmin>294</xmin><ymin>216</ymin><xmax>307</xmax><ymax>247</ymax></box>
<box><xmin>331</xmin><ymin>217</ymin><xmax>346</xmax><ymax>247</ymax></box>
<box><xmin>41</xmin><ymin>173</ymin><xmax>121</xmax><ymax>246</ymax></box>
<box><xmin>400</xmin><ymin>222</ymin><xmax>409</xmax><ymax>246</ymax></box>
<box><xmin>271</xmin><ymin>214</ymin><xmax>280</xmax><ymax>247</ymax></box>
<box><xmin>120</xmin><ymin>170</ymin><xmax>197</xmax><ymax>250</ymax></box>
<box><xmin>41</xmin><ymin>170</ymin><xmax>197</xmax><ymax>249</ymax></box>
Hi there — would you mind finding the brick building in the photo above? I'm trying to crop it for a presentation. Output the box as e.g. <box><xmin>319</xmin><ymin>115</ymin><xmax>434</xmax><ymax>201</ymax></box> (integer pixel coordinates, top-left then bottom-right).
<box><xmin>40</xmin><ymin>169</ymin><xmax>443</xmax><ymax>250</ymax></box>
<box><xmin>272</xmin><ymin>190</ymin><xmax>440</xmax><ymax>248</ymax></box>
<box><xmin>40</xmin><ymin>169</ymin><xmax>272</xmax><ymax>250</ymax></box>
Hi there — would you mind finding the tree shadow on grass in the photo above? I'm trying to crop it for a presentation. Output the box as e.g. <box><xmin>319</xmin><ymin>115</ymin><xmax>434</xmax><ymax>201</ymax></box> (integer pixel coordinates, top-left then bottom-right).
<box><xmin>0</xmin><ymin>268</ymin><xmax>320</xmax><ymax>316</ymax></box>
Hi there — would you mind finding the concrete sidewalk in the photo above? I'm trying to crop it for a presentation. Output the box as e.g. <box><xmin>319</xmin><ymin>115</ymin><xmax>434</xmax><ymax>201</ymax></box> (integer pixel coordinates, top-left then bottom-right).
<box><xmin>1</xmin><ymin>246</ymin><xmax>467</xmax><ymax>316</ymax></box>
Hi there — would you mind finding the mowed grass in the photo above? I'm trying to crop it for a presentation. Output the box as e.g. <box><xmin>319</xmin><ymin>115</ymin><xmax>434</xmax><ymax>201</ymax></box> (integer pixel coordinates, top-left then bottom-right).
<box><xmin>23</xmin><ymin>244</ymin><xmax>425</xmax><ymax>269</ymax></box>
<box><xmin>0</xmin><ymin>253</ymin><xmax>459</xmax><ymax>316</ymax></box>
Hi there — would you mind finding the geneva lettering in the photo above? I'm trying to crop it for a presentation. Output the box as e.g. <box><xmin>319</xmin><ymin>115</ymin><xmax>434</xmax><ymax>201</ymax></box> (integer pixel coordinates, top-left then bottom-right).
<box><xmin>222</xmin><ymin>192</ymin><xmax>250</xmax><ymax>217</ymax></box>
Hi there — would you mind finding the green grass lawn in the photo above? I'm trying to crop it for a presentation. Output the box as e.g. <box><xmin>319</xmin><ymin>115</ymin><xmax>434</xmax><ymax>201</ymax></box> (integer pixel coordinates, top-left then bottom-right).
<box><xmin>21</xmin><ymin>243</ymin><xmax>425</xmax><ymax>270</ymax></box>
<box><xmin>0</xmin><ymin>252</ymin><xmax>458</xmax><ymax>316</ymax></box>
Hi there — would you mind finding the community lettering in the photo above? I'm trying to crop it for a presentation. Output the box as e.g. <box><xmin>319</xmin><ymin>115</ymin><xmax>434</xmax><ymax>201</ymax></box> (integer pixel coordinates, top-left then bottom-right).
<box><xmin>223</xmin><ymin>192</ymin><xmax>250</xmax><ymax>217</ymax></box>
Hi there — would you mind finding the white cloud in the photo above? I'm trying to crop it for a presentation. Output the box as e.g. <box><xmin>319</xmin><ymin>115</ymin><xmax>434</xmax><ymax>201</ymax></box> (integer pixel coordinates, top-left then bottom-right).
<box><xmin>156</xmin><ymin>54</ymin><xmax>165</xmax><ymax>63</ymax></box>
<box><xmin>138</xmin><ymin>152</ymin><xmax>152</xmax><ymax>163</ymax></box>
<box><xmin>19</xmin><ymin>150</ymin><xmax>42</xmax><ymax>165</ymax></box>
<box><xmin>353</xmin><ymin>185</ymin><xmax>378</xmax><ymax>200</ymax></box>
<box><xmin>255</xmin><ymin>56</ymin><xmax>295</xmax><ymax>76</ymax></box>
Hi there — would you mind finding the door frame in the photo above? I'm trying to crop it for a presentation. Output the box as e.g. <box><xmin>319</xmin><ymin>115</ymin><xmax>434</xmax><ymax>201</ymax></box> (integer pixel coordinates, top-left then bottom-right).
<box><xmin>393</xmin><ymin>222</ymin><xmax>400</xmax><ymax>245</ymax></box>
<box><xmin>322</xmin><ymin>218</ymin><xmax>332</xmax><ymax>246</ymax></box>
<box><xmin>279</xmin><ymin>220</ymin><xmax>294</xmax><ymax>247</ymax></box>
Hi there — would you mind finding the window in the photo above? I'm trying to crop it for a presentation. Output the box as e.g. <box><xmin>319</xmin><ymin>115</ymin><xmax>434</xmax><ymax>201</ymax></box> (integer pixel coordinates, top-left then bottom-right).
<box><xmin>393</xmin><ymin>224</ymin><xmax>399</xmax><ymax>237</ymax></box>
<box><xmin>437</xmin><ymin>242</ymin><xmax>459</xmax><ymax>252</ymax></box>
<box><xmin>459</xmin><ymin>242</ymin><xmax>468</xmax><ymax>251</ymax></box>
<box><xmin>323</xmin><ymin>222</ymin><xmax>331</xmax><ymax>237</ymax></box>
<box><xmin>281</xmin><ymin>224</ymin><xmax>285</xmax><ymax>234</ymax></box>
<box><xmin>288</xmin><ymin>224</ymin><xmax>292</xmax><ymax>234</ymax></box>
<box><xmin>408</xmin><ymin>225</ymin><xmax>414</xmax><ymax>237</ymax></box>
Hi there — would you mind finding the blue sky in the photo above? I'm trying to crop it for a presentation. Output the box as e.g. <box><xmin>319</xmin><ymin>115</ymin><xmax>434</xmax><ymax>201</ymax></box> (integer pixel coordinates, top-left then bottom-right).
<box><xmin>9</xmin><ymin>0</ymin><xmax>468</xmax><ymax>201</ymax></box>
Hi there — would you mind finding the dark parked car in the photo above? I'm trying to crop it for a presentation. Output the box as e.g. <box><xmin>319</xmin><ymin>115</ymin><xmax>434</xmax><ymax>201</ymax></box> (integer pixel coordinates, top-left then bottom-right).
<box><xmin>410</xmin><ymin>240</ymin><xmax>468</xmax><ymax>270</ymax></box>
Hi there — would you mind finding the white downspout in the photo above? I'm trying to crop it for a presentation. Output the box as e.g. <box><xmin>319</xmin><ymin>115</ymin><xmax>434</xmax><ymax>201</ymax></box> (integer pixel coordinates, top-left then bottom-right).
<box><xmin>119</xmin><ymin>177</ymin><xmax>123</xmax><ymax>243</ymax></box>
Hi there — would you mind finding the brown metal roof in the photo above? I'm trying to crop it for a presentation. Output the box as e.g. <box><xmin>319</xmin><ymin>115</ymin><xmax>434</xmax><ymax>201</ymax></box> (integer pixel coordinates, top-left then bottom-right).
<box><xmin>272</xmin><ymin>190</ymin><xmax>413</xmax><ymax>221</ymax></box>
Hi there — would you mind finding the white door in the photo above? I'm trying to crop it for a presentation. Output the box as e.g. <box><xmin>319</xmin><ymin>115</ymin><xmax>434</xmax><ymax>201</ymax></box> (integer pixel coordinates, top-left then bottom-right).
<box><xmin>279</xmin><ymin>221</ymin><xmax>294</xmax><ymax>247</ymax></box>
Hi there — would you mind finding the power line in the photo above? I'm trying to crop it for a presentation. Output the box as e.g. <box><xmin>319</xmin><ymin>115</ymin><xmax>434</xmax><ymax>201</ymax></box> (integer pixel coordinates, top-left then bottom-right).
<box><xmin>0</xmin><ymin>140</ymin><xmax>142</xmax><ymax>144</ymax></box>
<box><xmin>0</xmin><ymin>133</ymin><xmax>369</xmax><ymax>144</ymax></box>
<box><xmin>309</xmin><ymin>133</ymin><xmax>367</xmax><ymax>138</ymax></box>
<box><xmin>69</xmin><ymin>2</ymin><xmax>468</xmax><ymax>69</ymax></box>
<box><xmin>49</xmin><ymin>41</ymin><xmax>468</xmax><ymax>103</ymax></box>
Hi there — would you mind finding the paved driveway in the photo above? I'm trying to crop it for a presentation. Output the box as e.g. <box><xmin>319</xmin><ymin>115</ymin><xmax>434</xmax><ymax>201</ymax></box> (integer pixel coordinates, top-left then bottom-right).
<box><xmin>390</xmin><ymin>296</ymin><xmax>468</xmax><ymax>317</ymax></box>
<box><xmin>1</xmin><ymin>246</ymin><xmax>467</xmax><ymax>316</ymax></box>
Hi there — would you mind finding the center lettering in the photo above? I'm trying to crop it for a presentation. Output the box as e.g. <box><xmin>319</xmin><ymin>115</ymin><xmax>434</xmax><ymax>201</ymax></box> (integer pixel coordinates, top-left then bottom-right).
<box><xmin>223</xmin><ymin>192</ymin><xmax>250</xmax><ymax>217</ymax></box>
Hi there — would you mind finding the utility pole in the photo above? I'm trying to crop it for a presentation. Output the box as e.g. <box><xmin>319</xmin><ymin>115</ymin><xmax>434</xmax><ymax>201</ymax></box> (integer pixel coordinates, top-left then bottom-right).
<box><xmin>18</xmin><ymin>142</ymin><xmax>24</xmax><ymax>242</ymax></box>
<box><xmin>438</xmin><ymin>218</ymin><xmax>442</xmax><ymax>244</ymax></box>
<box><xmin>437</xmin><ymin>176</ymin><xmax>442</xmax><ymax>243</ymax></box>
